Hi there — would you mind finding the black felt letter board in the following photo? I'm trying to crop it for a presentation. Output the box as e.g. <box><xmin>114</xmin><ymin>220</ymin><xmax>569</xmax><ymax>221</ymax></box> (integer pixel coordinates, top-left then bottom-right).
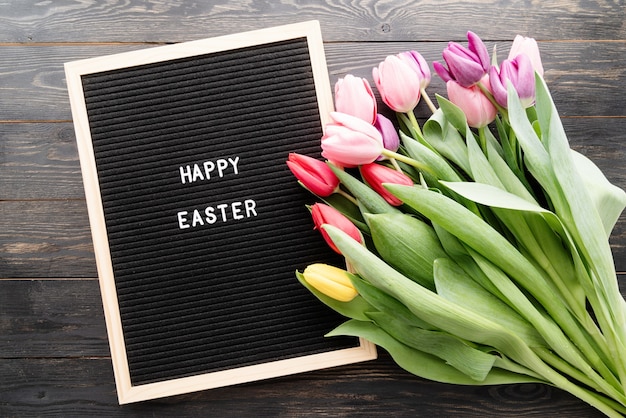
<box><xmin>65</xmin><ymin>22</ymin><xmax>376</xmax><ymax>403</ymax></box>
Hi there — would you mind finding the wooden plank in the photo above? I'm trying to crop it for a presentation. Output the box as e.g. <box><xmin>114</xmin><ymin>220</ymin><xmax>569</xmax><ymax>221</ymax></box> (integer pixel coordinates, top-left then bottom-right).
<box><xmin>0</xmin><ymin>0</ymin><xmax>623</xmax><ymax>43</ymax></box>
<box><xmin>0</xmin><ymin>355</ymin><xmax>604</xmax><ymax>417</ymax></box>
<box><xmin>0</xmin><ymin>279</ymin><xmax>107</xmax><ymax>357</ymax></box>
<box><xmin>0</xmin><ymin>41</ymin><xmax>624</xmax><ymax>121</ymax></box>
<box><xmin>0</xmin><ymin>122</ymin><xmax>84</xmax><ymax>199</ymax></box>
<box><xmin>0</xmin><ymin>200</ymin><xmax>96</xmax><ymax>278</ymax></box>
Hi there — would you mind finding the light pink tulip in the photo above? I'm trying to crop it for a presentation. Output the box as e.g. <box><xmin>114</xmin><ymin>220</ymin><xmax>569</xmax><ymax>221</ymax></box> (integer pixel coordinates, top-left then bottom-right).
<box><xmin>372</xmin><ymin>55</ymin><xmax>422</xmax><ymax>113</ymax></box>
<box><xmin>321</xmin><ymin>112</ymin><xmax>383</xmax><ymax>167</ymax></box>
<box><xmin>398</xmin><ymin>51</ymin><xmax>431</xmax><ymax>89</ymax></box>
<box><xmin>508</xmin><ymin>35</ymin><xmax>544</xmax><ymax>77</ymax></box>
<box><xmin>334</xmin><ymin>74</ymin><xmax>377</xmax><ymax>124</ymax></box>
<box><xmin>446</xmin><ymin>79</ymin><xmax>497</xmax><ymax>128</ymax></box>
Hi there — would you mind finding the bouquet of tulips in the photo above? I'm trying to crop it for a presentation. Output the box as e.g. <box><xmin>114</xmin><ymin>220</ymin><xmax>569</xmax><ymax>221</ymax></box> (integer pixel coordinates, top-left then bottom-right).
<box><xmin>286</xmin><ymin>32</ymin><xmax>626</xmax><ymax>416</ymax></box>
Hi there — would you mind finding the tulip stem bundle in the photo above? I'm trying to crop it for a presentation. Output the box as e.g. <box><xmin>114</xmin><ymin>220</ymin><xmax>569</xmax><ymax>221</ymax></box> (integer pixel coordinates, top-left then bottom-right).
<box><xmin>288</xmin><ymin>33</ymin><xmax>626</xmax><ymax>416</ymax></box>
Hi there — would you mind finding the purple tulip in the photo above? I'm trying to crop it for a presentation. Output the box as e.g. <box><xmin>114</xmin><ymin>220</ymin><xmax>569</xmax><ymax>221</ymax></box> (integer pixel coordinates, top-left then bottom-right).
<box><xmin>434</xmin><ymin>31</ymin><xmax>490</xmax><ymax>87</ymax></box>
<box><xmin>373</xmin><ymin>113</ymin><xmax>400</xmax><ymax>158</ymax></box>
<box><xmin>489</xmin><ymin>54</ymin><xmax>536</xmax><ymax>108</ymax></box>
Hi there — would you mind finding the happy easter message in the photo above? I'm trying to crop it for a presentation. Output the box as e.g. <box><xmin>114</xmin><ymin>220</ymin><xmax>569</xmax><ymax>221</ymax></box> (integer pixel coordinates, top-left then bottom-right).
<box><xmin>175</xmin><ymin>156</ymin><xmax>258</xmax><ymax>229</ymax></box>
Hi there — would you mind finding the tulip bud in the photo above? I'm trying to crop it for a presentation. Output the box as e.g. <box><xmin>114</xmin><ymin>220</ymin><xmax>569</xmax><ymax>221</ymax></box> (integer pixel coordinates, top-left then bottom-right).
<box><xmin>360</xmin><ymin>163</ymin><xmax>414</xmax><ymax>206</ymax></box>
<box><xmin>434</xmin><ymin>31</ymin><xmax>490</xmax><ymax>87</ymax></box>
<box><xmin>508</xmin><ymin>35</ymin><xmax>544</xmax><ymax>77</ymax></box>
<box><xmin>302</xmin><ymin>263</ymin><xmax>358</xmax><ymax>302</ymax></box>
<box><xmin>489</xmin><ymin>54</ymin><xmax>536</xmax><ymax>108</ymax></box>
<box><xmin>372</xmin><ymin>55</ymin><xmax>422</xmax><ymax>113</ymax></box>
<box><xmin>373</xmin><ymin>113</ymin><xmax>400</xmax><ymax>158</ymax></box>
<box><xmin>310</xmin><ymin>202</ymin><xmax>364</xmax><ymax>254</ymax></box>
<box><xmin>334</xmin><ymin>74</ymin><xmax>377</xmax><ymax>124</ymax></box>
<box><xmin>398</xmin><ymin>50</ymin><xmax>432</xmax><ymax>89</ymax></box>
<box><xmin>286</xmin><ymin>153</ymin><xmax>340</xmax><ymax>197</ymax></box>
<box><xmin>321</xmin><ymin>112</ymin><xmax>383</xmax><ymax>167</ymax></box>
<box><xmin>446</xmin><ymin>79</ymin><xmax>497</xmax><ymax>128</ymax></box>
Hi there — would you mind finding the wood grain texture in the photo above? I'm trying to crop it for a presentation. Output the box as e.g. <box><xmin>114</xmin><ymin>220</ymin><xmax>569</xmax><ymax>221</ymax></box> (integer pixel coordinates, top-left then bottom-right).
<box><xmin>0</xmin><ymin>357</ymin><xmax>606</xmax><ymax>417</ymax></box>
<box><xmin>1</xmin><ymin>1</ymin><xmax>625</xmax><ymax>416</ymax></box>
<box><xmin>0</xmin><ymin>0</ymin><xmax>623</xmax><ymax>43</ymax></box>
<box><xmin>0</xmin><ymin>41</ymin><xmax>625</xmax><ymax>121</ymax></box>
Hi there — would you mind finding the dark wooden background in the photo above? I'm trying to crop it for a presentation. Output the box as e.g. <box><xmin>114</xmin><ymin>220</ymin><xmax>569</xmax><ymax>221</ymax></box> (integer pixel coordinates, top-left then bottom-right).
<box><xmin>1</xmin><ymin>1</ymin><xmax>624</xmax><ymax>416</ymax></box>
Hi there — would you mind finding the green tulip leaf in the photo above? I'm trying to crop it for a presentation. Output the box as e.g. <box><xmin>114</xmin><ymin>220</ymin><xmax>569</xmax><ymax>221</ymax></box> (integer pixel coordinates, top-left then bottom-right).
<box><xmin>365</xmin><ymin>212</ymin><xmax>447</xmax><ymax>291</ymax></box>
<box><xmin>327</xmin><ymin>319</ymin><xmax>542</xmax><ymax>386</ymax></box>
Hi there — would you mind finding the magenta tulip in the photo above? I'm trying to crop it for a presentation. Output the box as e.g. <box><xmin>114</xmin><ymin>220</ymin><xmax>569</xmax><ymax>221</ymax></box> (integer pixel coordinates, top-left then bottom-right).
<box><xmin>321</xmin><ymin>112</ymin><xmax>383</xmax><ymax>167</ymax></box>
<box><xmin>334</xmin><ymin>74</ymin><xmax>377</xmax><ymax>124</ymax></box>
<box><xmin>286</xmin><ymin>153</ymin><xmax>340</xmax><ymax>197</ymax></box>
<box><xmin>489</xmin><ymin>54</ymin><xmax>536</xmax><ymax>108</ymax></box>
<box><xmin>360</xmin><ymin>163</ymin><xmax>414</xmax><ymax>206</ymax></box>
<box><xmin>434</xmin><ymin>31</ymin><xmax>490</xmax><ymax>87</ymax></box>
<box><xmin>398</xmin><ymin>50</ymin><xmax>432</xmax><ymax>89</ymax></box>
<box><xmin>446</xmin><ymin>79</ymin><xmax>497</xmax><ymax>128</ymax></box>
<box><xmin>310</xmin><ymin>203</ymin><xmax>364</xmax><ymax>254</ymax></box>
<box><xmin>508</xmin><ymin>35</ymin><xmax>544</xmax><ymax>78</ymax></box>
<box><xmin>372</xmin><ymin>55</ymin><xmax>422</xmax><ymax>113</ymax></box>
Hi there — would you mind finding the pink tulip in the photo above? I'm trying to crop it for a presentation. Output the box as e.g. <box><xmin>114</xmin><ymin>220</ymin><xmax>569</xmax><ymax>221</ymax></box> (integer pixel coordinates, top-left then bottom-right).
<box><xmin>360</xmin><ymin>163</ymin><xmax>414</xmax><ymax>206</ymax></box>
<box><xmin>334</xmin><ymin>74</ymin><xmax>377</xmax><ymax>124</ymax></box>
<box><xmin>286</xmin><ymin>153</ymin><xmax>340</xmax><ymax>197</ymax></box>
<box><xmin>373</xmin><ymin>113</ymin><xmax>400</xmax><ymax>158</ymax></box>
<box><xmin>372</xmin><ymin>55</ymin><xmax>422</xmax><ymax>113</ymax></box>
<box><xmin>321</xmin><ymin>112</ymin><xmax>383</xmax><ymax>167</ymax></box>
<box><xmin>489</xmin><ymin>54</ymin><xmax>536</xmax><ymax>108</ymax></box>
<box><xmin>434</xmin><ymin>31</ymin><xmax>490</xmax><ymax>87</ymax></box>
<box><xmin>310</xmin><ymin>203</ymin><xmax>364</xmax><ymax>254</ymax></box>
<box><xmin>446</xmin><ymin>79</ymin><xmax>497</xmax><ymax>128</ymax></box>
<box><xmin>508</xmin><ymin>35</ymin><xmax>544</xmax><ymax>77</ymax></box>
<box><xmin>398</xmin><ymin>50</ymin><xmax>432</xmax><ymax>89</ymax></box>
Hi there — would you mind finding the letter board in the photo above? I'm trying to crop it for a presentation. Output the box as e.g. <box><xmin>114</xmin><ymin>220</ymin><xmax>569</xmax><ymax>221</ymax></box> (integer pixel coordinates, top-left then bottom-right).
<box><xmin>65</xmin><ymin>21</ymin><xmax>376</xmax><ymax>404</ymax></box>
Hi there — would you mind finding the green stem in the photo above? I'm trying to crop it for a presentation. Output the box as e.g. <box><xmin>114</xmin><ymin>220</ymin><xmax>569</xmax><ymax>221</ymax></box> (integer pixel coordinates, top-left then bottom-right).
<box><xmin>477</xmin><ymin>81</ymin><xmax>508</xmax><ymax>119</ymax></box>
<box><xmin>420</xmin><ymin>88</ymin><xmax>438</xmax><ymax>114</ymax></box>
<box><xmin>336</xmin><ymin>188</ymin><xmax>358</xmax><ymax>205</ymax></box>
<box><xmin>478</xmin><ymin>126</ymin><xmax>488</xmax><ymax>153</ymax></box>
<box><xmin>381</xmin><ymin>149</ymin><xmax>435</xmax><ymax>176</ymax></box>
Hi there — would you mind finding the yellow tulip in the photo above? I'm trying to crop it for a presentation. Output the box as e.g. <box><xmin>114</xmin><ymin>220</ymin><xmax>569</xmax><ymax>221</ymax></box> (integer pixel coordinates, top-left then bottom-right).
<box><xmin>302</xmin><ymin>264</ymin><xmax>358</xmax><ymax>302</ymax></box>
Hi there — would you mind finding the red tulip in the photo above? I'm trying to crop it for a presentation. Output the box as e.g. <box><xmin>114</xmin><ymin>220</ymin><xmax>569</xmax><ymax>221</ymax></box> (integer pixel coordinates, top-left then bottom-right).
<box><xmin>360</xmin><ymin>163</ymin><xmax>414</xmax><ymax>206</ymax></box>
<box><xmin>286</xmin><ymin>153</ymin><xmax>339</xmax><ymax>197</ymax></box>
<box><xmin>310</xmin><ymin>203</ymin><xmax>364</xmax><ymax>254</ymax></box>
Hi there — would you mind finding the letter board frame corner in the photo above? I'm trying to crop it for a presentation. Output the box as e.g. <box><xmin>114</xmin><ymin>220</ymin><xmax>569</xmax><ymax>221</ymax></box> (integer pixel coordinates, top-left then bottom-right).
<box><xmin>64</xmin><ymin>20</ymin><xmax>376</xmax><ymax>404</ymax></box>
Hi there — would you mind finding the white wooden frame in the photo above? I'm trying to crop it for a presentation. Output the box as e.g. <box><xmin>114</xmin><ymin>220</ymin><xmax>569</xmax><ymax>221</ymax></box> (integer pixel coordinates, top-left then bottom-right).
<box><xmin>64</xmin><ymin>21</ymin><xmax>376</xmax><ymax>405</ymax></box>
